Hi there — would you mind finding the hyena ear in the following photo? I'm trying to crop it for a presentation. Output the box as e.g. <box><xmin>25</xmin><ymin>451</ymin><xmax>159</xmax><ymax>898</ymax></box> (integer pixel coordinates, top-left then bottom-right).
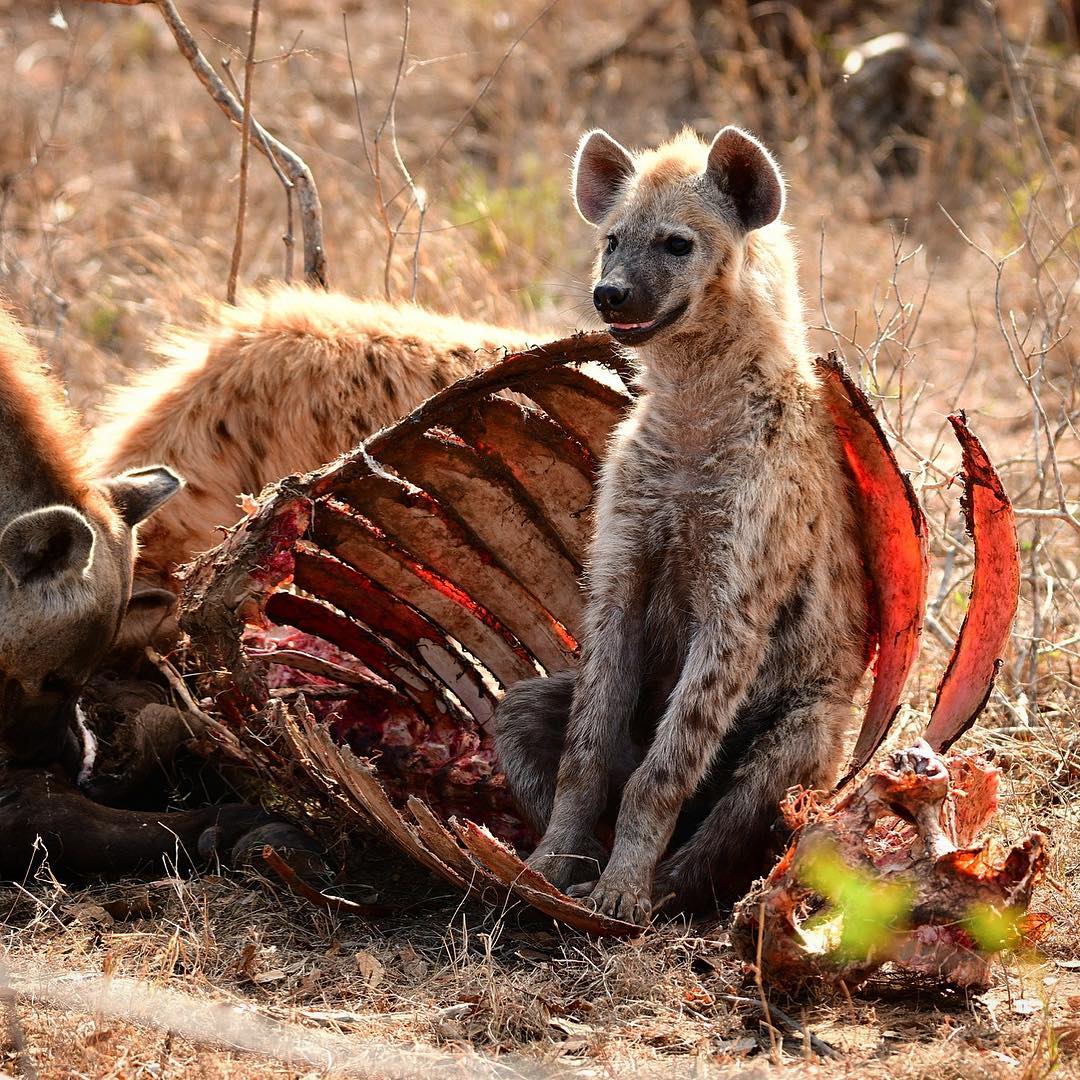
<box><xmin>705</xmin><ymin>126</ymin><xmax>785</xmax><ymax>232</ymax></box>
<box><xmin>102</xmin><ymin>466</ymin><xmax>183</xmax><ymax>528</ymax></box>
<box><xmin>572</xmin><ymin>129</ymin><xmax>635</xmax><ymax>225</ymax></box>
<box><xmin>0</xmin><ymin>506</ymin><xmax>95</xmax><ymax>587</ymax></box>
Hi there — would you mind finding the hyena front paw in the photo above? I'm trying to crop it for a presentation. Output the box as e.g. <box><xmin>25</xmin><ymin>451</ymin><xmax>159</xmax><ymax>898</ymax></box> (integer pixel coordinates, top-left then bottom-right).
<box><xmin>527</xmin><ymin>835</ymin><xmax>607</xmax><ymax>892</ymax></box>
<box><xmin>586</xmin><ymin>871</ymin><xmax>653</xmax><ymax>925</ymax></box>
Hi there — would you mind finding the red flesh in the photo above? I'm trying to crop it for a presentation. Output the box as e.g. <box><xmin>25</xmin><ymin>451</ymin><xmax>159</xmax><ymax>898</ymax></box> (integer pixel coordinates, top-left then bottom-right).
<box><xmin>817</xmin><ymin>357</ymin><xmax>930</xmax><ymax>785</ymax></box>
<box><xmin>923</xmin><ymin>415</ymin><xmax>1020</xmax><ymax>752</ymax></box>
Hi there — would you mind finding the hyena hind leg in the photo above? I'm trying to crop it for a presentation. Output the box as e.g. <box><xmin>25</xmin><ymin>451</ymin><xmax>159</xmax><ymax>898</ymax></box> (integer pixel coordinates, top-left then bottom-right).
<box><xmin>655</xmin><ymin>699</ymin><xmax>844</xmax><ymax>913</ymax></box>
<box><xmin>494</xmin><ymin>669</ymin><xmax>576</xmax><ymax>835</ymax></box>
<box><xmin>495</xmin><ymin>668</ymin><xmax>641</xmax><ymax>888</ymax></box>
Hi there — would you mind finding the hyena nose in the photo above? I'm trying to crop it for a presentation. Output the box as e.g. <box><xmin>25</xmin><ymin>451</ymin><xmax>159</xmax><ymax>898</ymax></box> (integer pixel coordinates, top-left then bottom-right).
<box><xmin>593</xmin><ymin>282</ymin><xmax>631</xmax><ymax>317</ymax></box>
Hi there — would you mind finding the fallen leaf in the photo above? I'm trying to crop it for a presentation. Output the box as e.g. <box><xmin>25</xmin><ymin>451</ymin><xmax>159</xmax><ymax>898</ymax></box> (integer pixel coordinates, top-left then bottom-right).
<box><xmin>556</xmin><ymin>1038</ymin><xmax>588</xmax><ymax>1055</ymax></box>
<box><xmin>237</xmin><ymin>942</ymin><xmax>258</xmax><ymax>980</ymax></box>
<box><xmin>355</xmin><ymin>951</ymin><xmax>384</xmax><ymax>989</ymax></box>
<box><xmin>1056</xmin><ymin>1026</ymin><xmax>1080</xmax><ymax>1053</ymax></box>
<box><xmin>715</xmin><ymin>1037</ymin><xmax>757</xmax><ymax>1055</ymax></box>
<box><xmin>682</xmin><ymin>983</ymin><xmax>715</xmax><ymax>1007</ymax></box>
<box><xmin>65</xmin><ymin>903</ymin><xmax>114</xmax><ymax>928</ymax></box>
<box><xmin>101</xmin><ymin>888</ymin><xmax>158</xmax><ymax>921</ymax></box>
<box><xmin>252</xmin><ymin>968</ymin><xmax>286</xmax><ymax>984</ymax></box>
<box><xmin>1011</xmin><ymin>998</ymin><xmax>1044</xmax><ymax>1016</ymax></box>
<box><xmin>549</xmin><ymin>1017</ymin><xmax>594</xmax><ymax>1038</ymax></box>
<box><xmin>515</xmin><ymin>947</ymin><xmax>550</xmax><ymax>962</ymax></box>
<box><xmin>395</xmin><ymin>945</ymin><xmax>429</xmax><ymax>978</ymax></box>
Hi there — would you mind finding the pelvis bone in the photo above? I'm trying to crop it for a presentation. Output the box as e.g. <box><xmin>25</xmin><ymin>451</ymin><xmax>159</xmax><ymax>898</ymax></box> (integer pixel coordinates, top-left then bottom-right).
<box><xmin>178</xmin><ymin>334</ymin><xmax>1034</xmax><ymax>957</ymax></box>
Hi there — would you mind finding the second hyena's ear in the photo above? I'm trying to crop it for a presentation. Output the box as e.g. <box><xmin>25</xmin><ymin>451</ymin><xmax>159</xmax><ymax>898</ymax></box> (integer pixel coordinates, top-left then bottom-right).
<box><xmin>572</xmin><ymin>129</ymin><xmax>635</xmax><ymax>225</ymax></box>
<box><xmin>102</xmin><ymin>466</ymin><xmax>183</xmax><ymax>528</ymax></box>
<box><xmin>705</xmin><ymin>126</ymin><xmax>785</xmax><ymax>232</ymax></box>
<box><xmin>0</xmin><ymin>506</ymin><xmax>95</xmax><ymax>587</ymax></box>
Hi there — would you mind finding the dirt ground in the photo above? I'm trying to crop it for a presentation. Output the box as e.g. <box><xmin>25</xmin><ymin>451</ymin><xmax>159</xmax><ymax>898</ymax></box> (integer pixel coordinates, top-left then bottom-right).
<box><xmin>2</xmin><ymin>824</ymin><xmax>1077</xmax><ymax>1079</ymax></box>
<box><xmin>1</xmin><ymin>0</ymin><xmax>1079</xmax><ymax>1075</ymax></box>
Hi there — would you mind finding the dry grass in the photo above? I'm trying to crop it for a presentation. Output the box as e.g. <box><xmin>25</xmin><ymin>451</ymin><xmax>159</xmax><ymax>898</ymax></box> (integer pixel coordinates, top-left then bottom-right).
<box><xmin>1</xmin><ymin>0</ymin><xmax>1079</xmax><ymax>1075</ymax></box>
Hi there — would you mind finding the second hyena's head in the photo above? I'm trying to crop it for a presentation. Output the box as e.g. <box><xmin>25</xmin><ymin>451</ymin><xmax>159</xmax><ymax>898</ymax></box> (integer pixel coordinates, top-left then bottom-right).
<box><xmin>573</xmin><ymin>126</ymin><xmax>786</xmax><ymax>349</ymax></box>
<box><xmin>0</xmin><ymin>467</ymin><xmax>180</xmax><ymax>765</ymax></box>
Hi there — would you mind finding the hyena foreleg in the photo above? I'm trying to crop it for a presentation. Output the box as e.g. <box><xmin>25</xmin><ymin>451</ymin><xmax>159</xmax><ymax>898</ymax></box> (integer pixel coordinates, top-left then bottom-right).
<box><xmin>586</xmin><ymin>615</ymin><xmax>769</xmax><ymax>923</ymax></box>
<box><xmin>495</xmin><ymin>669</ymin><xmax>576</xmax><ymax>834</ymax></box>
<box><xmin>497</xmin><ymin>668</ymin><xmax>641</xmax><ymax>878</ymax></box>
<box><xmin>522</xmin><ymin>553</ymin><xmax>647</xmax><ymax>890</ymax></box>
<box><xmin>655</xmin><ymin>692</ymin><xmax>846</xmax><ymax>911</ymax></box>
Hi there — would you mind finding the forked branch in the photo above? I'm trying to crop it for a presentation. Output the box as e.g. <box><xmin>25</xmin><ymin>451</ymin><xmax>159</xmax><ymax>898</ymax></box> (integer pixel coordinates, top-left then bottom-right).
<box><xmin>86</xmin><ymin>0</ymin><xmax>327</xmax><ymax>287</ymax></box>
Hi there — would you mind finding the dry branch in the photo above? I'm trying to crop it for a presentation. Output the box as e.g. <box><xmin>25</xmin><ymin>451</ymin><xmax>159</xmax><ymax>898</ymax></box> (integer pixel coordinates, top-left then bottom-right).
<box><xmin>226</xmin><ymin>0</ymin><xmax>260</xmax><ymax>304</ymax></box>
<box><xmin>86</xmin><ymin>0</ymin><xmax>327</xmax><ymax>287</ymax></box>
<box><xmin>260</xmin><ymin>845</ymin><xmax>386</xmax><ymax>918</ymax></box>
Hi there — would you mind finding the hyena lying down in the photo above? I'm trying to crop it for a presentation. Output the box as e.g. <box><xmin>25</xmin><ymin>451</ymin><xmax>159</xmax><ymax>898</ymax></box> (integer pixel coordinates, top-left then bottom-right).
<box><xmin>496</xmin><ymin>127</ymin><xmax>868</xmax><ymax>922</ymax></box>
<box><xmin>0</xmin><ymin>304</ymin><xmax>312</xmax><ymax>877</ymax></box>
<box><xmin>92</xmin><ymin>287</ymin><xmax>534</xmax><ymax>651</ymax></box>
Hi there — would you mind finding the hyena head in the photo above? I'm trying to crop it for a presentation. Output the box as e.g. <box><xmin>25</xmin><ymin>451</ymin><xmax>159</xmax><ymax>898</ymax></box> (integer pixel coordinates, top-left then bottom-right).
<box><xmin>573</xmin><ymin>126</ymin><xmax>787</xmax><ymax>349</ymax></box>
<box><xmin>0</xmin><ymin>466</ymin><xmax>181</xmax><ymax>763</ymax></box>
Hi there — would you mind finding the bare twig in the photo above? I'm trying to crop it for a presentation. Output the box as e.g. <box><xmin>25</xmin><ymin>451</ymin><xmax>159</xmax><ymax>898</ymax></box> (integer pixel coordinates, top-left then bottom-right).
<box><xmin>226</xmin><ymin>0</ymin><xmax>260</xmax><ymax>304</ymax></box>
<box><xmin>715</xmin><ymin>995</ymin><xmax>841</xmax><ymax>1061</ymax></box>
<box><xmin>343</xmin><ymin>12</ymin><xmax>395</xmax><ymax>299</ymax></box>
<box><xmin>260</xmin><ymin>846</ymin><xmax>386</xmax><ymax>918</ymax></box>
<box><xmin>344</xmin><ymin>3</ymin><xmax>428</xmax><ymax>301</ymax></box>
<box><xmin>342</xmin><ymin>0</ymin><xmax>555</xmax><ymax>299</ymax></box>
<box><xmin>87</xmin><ymin>0</ymin><xmax>326</xmax><ymax>286</ymax></box>
<box><xmin>220</xmin><ymin>57</ymin><xmax>296</xmax><ymax>281</ymax></box>
<box><xmin>144</xmin><ymin>646</ymin><xmax>246</xmax><ymax>761</ymax></box>
<box><xmin>394</xmin><ymin>0</ymin><xmax>561</xmax><ymax>198</ymax></box>
<box><xmin>374</xmin><ymin>1</ymin><xmax>412</xmax><ymax>300</ymax></box>
<box><xmin>754</xmin><ymin>902</ymin><xmax>780</xmax><ymax>1065</ymax></box>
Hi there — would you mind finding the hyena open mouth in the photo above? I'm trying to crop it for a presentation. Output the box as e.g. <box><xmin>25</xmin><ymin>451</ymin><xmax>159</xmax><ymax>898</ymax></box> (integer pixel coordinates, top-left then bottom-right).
<box><xmin>607</xmin><ymin>300</ymin><xmax>689</xmax><ymax>345</ymax></box>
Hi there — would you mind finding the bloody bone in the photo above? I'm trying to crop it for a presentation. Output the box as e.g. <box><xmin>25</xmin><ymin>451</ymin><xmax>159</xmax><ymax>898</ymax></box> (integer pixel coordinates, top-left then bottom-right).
<box><xmin>730</xmin><ymin>741</ymin><xmax>1049</xmax><ymax>991</ymax></box>
<box><xmin>924</xmin><ymin>414</ymin><xmax>1021</xmax><ymax>752</ymax></box>
<box><xmin>177</xmin><ymin>336</ymin><xmax>1028</xmax><ymax>950</ymax></box>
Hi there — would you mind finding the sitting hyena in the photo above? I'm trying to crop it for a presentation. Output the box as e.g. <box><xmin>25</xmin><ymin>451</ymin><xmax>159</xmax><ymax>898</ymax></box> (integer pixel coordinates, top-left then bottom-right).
<box><xmin>0</xmin><ymin>304</ymin><xmax>310</xmax><ymax>876</ymax></box>
<box><xmin>495</xmin><ymin>127</ymin><xmax>867</xmax><ymax>922</ymax></box>
<box><xmin>91</xmin><ymin>285</ymin><xmax>534</xmax><ymax>650</ymax></box>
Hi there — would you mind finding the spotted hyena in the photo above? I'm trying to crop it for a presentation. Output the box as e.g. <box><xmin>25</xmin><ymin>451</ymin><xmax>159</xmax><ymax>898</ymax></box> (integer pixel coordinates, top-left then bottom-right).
<box><xmin>495</xmin><ymin>127</ymin><xmax>868</xmax><ymax>922</ymax></box>
<box><xmin>0</xmin><ymin>303</ymin><xmax>311</xmax><ymax>877</ymax></box>
<box><xmin>0</xmin><ymin>303</ymin><xmax>179</xmax><ymax>768</ymax></box>
<box><xmin>91</xmin><ymin>285</ymin><xmax>536</xmax><ymax>650</ymax></box>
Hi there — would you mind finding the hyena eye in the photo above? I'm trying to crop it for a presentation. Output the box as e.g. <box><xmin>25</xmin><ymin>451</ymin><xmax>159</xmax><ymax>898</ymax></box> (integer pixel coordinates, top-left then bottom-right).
<box><xmin>605</xmin><ymin>235</ymin><xmax>618</xmax><ymax>253</ymax></box>
<box><xmin>665</xmin><ymin>235</ymin><xmax>693</xmax><ymax>256</ymax></box>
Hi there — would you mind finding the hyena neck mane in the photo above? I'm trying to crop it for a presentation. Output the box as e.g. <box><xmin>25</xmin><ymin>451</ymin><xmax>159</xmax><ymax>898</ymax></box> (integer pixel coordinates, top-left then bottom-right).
<box><xmin>0</xmin><ymin>306</ymin><xmax>91</xmax><ymax>516</ymax></box>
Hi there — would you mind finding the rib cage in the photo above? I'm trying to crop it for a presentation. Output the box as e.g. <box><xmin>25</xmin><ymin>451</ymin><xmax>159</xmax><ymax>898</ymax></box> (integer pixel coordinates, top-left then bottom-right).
<box><xmin>178</xmin><ymin>333</ymin><xmax>1018</xmax><ymax>935</ymax></box>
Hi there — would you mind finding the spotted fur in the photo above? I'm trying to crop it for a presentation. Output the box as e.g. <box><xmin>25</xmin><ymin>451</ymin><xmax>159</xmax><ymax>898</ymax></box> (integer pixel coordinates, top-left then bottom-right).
<box><xmin>495</xmin><ymin>128</ymin><xmax>867</xmax><ymax>922</ymax></box>
<box><xmin>92</xmin><ymin>284</ymin><xmax>536</xmax><ymax>649</ymax></box>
